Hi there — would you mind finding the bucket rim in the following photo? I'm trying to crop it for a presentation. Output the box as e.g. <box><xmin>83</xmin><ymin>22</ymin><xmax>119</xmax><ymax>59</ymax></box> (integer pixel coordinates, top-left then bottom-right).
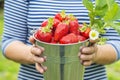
<box><xmin>33</xmin><ymin>33</ymin><xmax>89</xmax><ymax>46</ymax></box>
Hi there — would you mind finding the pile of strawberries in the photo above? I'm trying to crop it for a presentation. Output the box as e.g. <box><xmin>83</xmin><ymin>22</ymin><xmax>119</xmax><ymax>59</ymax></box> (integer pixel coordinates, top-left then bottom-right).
<box><xmin>34</xmin><ymin>10</ymin><xmax>91</xmax><ymax>44</ymax></box>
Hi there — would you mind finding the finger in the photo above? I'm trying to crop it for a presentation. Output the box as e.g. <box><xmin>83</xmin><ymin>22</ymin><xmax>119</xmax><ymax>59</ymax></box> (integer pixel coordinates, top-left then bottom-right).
<box><xmin>81</xmin><ymin>60</ymin><xmax>92</xmax><ymax>66</ymax></box>
<box><xmin>29</xmin><ymin>36</ymin><xmax>36</xmax><ymax>44</ymax></box>
<box><xmin>33</xmin><ymin>55</ymin><xmax>46</xmax><ymax>64</ymax></box>
<box><xmin>31</xmin><ymin>46</ymin><xmax>44</xmax><ymax>56</ymax></box>
<box><xmin>78</xmin><ymin>52</ymin><xmax>81</xmax><ymax>57</ymax></box>
<box><xmin>80</xmin><ymin>54</ymin><xmax>93</xmax><ymax>61</ymax></box>
<box><xmin>36</xmin><ymin>63</ymin><xmax>47</xmax><ymax>73</ymax></box>
<box><xmin>37</xmin><ymin>46</ymin><xmax>45</xmax><ymax>52</ymax></box>
<box><xmin>88</xmin><ymin>39</ymin><xmax>99</xmax><ymax>47</ymax></box>
<box><xmin>81</xmin><ymin>46</ymin><xmax>95</xmax><ymax>54</ymax></box>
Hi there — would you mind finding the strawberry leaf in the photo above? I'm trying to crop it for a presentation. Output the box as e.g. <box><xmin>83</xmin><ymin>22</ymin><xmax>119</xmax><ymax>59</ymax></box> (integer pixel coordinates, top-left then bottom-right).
<box><xmin>82</xmin><ymin>0</ymin><xmax>94</xmax><ymax>12</ymax></box>
<box><xmin>104</xmin><ymin>2</ymin><xmax>120</xmax><ymax>22</ymax></box>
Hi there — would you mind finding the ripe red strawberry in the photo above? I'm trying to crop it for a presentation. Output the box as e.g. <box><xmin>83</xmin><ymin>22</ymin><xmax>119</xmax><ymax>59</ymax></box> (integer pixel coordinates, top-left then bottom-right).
<box><xmin>77</xmin><ymin>35</ymin><xmax>86</xmax><ymax>41</ymax></box>
<box><xmin>55</xmin><ymin>13</ymin><xmax>63</xmax><ymax>22</ymax></box>
<box><xmin>53</xmin><ymin>18</ymin><xmax>61</xmax><ymax>28</ymax></box>
<box><xmin>59</xmin><ymin>33</ymin><xmax>79</xmax><ymax>44</ymax></box>
<box><xmin>41</xmin><ymin>18</ymin><xmax>60</xmax><ymax>28</ymax></box>
<box><xmin>65</xmin><ymin>14</ymin><xmax>78</xmax><ymax>21</ymax></box>
<box><xmin>54</xmin><ymin>22</ymin><xmax>69</xmax><ymax>42</ymax></box>
<box><xmin>50</xmin><ymin>37</ymin><xmax>57</xmax><ymax>44</ymax></box>
<box><xmin>41</xmin><ymin>20</ymin><xmax>48</xmax><ymax>27</ymax></box>
<box><xmin>55</xmin><ymin>10</ymin><xmax>66</xmax><ymax>22</ymax></box>
<box><xmin>81</xmin><ymin>27</ymin><xmax>91</xmax><ymax>38</ymax></box>
<box><xmin>69</xmin><ymin>20</ymin><xmax>79</xmax><ymax>34</ymax></box>
<box><xmin>34</xmin><ymin>30</ymin><xmax>40</xmax><ymax>40</ymax></box>
<box><xmin>35</xmin><ymin>28</ymin><xmax>53</xmax><ymax>43</ymax></box>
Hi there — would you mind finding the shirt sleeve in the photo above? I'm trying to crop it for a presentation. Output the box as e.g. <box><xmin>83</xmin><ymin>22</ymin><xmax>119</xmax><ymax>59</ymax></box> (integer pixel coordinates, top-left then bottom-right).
<box><xmin>107</xmin><ymin>41</ymin><xmax>120</xmax><ymax>61</ymax></box>
<box><xmin>1</xmin><ymin>0</ymin><xmax>28</xmax><ymax>56</ymax></box>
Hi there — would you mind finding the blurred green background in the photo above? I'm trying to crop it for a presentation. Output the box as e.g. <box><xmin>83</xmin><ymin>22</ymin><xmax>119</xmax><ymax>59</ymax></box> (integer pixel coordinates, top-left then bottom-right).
<box><xmin>0</xmin><ymin>1</ymin><xmax>19</xmax><ymax>79</ymax></box>
<box><xmin>0</xmin><ymin>1</ymin><xmax>120</xmax><ymax>80</ymax></box>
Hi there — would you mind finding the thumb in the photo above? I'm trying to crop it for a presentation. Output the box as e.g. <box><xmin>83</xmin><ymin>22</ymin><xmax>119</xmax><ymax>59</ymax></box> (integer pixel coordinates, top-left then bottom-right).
<box><xmin>88</xmin><ymin>39</ymin><xmax>99</xmax><ymax>47</ymax></box>
<box><xmin>29</xmin><ymin>36</ymin><xmax>36</xmax><ymax>44</ymax></box>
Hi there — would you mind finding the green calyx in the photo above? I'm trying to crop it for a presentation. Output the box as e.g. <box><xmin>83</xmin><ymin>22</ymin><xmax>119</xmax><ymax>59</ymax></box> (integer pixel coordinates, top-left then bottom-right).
<box><xmin>60</xmin><ymin>10</ymin><xmax>66</xmax><ymax>19</ymax></box>
<box><xmin>67</xmin><ymin>14</ymin><xmax>76</xmax><ymax>21</ymax></box>
<box><xmin>79</xmin><ymin>23</ymin><xmax>88</xmax><ymax>32</ymax></box>
<box><xmin>41</xmin><ymin>17</ymin><xmax>54</xmax><ymax>33</ymax></box>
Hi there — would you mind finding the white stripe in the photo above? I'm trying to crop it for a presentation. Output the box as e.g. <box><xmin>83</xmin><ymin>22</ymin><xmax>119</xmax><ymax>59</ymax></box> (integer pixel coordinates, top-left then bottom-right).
<box><xmin>20</xmin><ymin>68</ymin><xmax>43</xmax><ymax>77</ymax></box>
<box><xmin>85</xmin><ymin>66</ymin><xmax>105</xmax><ymax>72</ymax></box>
<box><xmin>30</xmin><ymin>0</ymin><xmax>83</xmax><ymax>4</ymax></box>
<box><xmin>5</xmin><ymin>8</ymin><xmax>27</xmax><ymax>17</ymax></box>
<box><xmin>19</xmin><ymin>72</ymin><xmax>43</xmax><ymax>79</ymax></box>
<box><xmin>85</xmin><ymin>69</ymin><xmax>105</xmax><ymax>75</ymax></box>
<box><xmin>6</xmin><ymin>0</ymin><xmax>27</xmax><ymax>7</ymax></box>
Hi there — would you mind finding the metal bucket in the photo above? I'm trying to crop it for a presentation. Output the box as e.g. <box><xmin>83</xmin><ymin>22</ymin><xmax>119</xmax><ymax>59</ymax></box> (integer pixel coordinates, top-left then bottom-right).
<box><xmin>34</xmin><ymin>37</ymin><xmax>88</xmax><ymax>80</ymax></box>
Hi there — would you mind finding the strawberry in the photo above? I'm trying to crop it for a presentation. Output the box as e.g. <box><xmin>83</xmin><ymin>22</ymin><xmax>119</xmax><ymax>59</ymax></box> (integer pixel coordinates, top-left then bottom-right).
<box><xmin>77</xmin><ymin>35</ymin><xmax>86</xmax><ymax>41</ymax></box>
<box><xmin>54</xmin><ymin>22</ymin><xmax>69</xmax><ymax>42</ymax></box>
<box><xmin>65</xmin><ymin>14</ymin><xmax>78</xmax><ymax>21</ymax></box>
<box><xmin>50</xmin><ymin>37</ymin><xmax>57</xmax><ymax>44</ymax></box>
<box><xmin>34</xmin><ymin>30</ymin><xmax>40</xmax><ymax>40</ymax></box>
<box><xmin>55</xmin><ymin>10</ymin><xmax>66</xmax><ymax>22</ymax></box>
<box><xmin>53</xmin><ymin>18</ymin><xmax>61</xmax><ymax>28</ymax></box>
<box><xmin>81</xmin><ymin>27</ymin><xmax>91</xmax><ymax>38</ymax></box>
<box><xmin>60</xmin><ymin>33</ymin><xmax>79</xmax><ymax>44</ymax></box>
<box><xmin>69</xmin><ymin>20</ymin><xmax>79</xmax><ymax>35</ymax></box>
<box><xmin>41</xmin><ymin>20</ymin><xmax>48</xmax><ymax>27</ymax></box>
<box><xmin>41</xmin><ymin>18</ymin><xmax>60</xmax><ymax>28</ymax></box>
<box><xmin>35</xmin><ymin>27</ymin><xmax>53</xmax><ymax>43</ymax></box>
<box><xmin>55</xmin><ymin>13</ymin><xmax>63</xmax><ymax>22</ymax></box>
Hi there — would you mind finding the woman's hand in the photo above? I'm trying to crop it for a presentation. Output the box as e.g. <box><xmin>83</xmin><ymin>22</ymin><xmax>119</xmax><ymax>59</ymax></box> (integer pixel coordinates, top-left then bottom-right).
<box><xmin>78</xmin><ymin>40</ymin><xmax>98</xmax><ymax>66</ymax></box>
<box><xmin>29</xmin><ymin>36</ymin><xmax>47</xmax><ymax>73</ymax></box>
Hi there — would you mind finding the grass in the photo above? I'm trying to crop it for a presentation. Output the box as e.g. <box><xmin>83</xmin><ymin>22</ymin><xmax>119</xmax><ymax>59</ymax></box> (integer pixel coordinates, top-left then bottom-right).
<box><xmin>0</xmin><ymin>8</ymin><xmax>20</xmax><ymax>80</ymax></box>
<box><xmin>0</xmin><ymin>51</ymin><xmax>19</xmax><ymax>80</ymax></box>
<box><xmin>106</xmin><ymin>61</ymin><xmax>120</xmax><ymax>80</ymax></box>
<box><xmin>0</xmin><ymin>8</ymin><xmax>4</xmax><ymax>35</ymax></box>
<box><xmin>0</xmin><ymin>9</ymin><xmax>120</xmax><ymax>80</ymax></box>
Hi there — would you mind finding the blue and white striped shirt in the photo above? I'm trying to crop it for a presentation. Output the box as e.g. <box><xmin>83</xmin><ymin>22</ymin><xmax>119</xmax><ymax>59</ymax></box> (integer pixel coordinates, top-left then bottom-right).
<box><xmin>2</xmin><ymin>0</ymin><xmax>120</xmax><ymax>80</ymax></box>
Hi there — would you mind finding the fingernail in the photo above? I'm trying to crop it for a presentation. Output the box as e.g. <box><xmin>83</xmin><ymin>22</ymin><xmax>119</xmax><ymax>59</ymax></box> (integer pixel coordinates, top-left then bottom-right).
<box><xmin>40</xmin><ymin>69</ymin><xmax>44</xmax><ymax>74</ymax></box>
<box><xmin>44</xmin><ymin>66</ymin><xmax>47</xmax><ymax>72</ymax></box>
<box><xmin>80</xmin><ymin>61</ymin><xmax>84</xmax><ymax>65</ymax></box>
<box><xmin>44</xmin><ymin>56</ymin><xmax>47</xmax><ymax>62</ymax></box>
<box><xmin>40</xmin><ymin>58</ymin><xmax>44</xmax><ymax>62</ymax></box>
<box><xmin>80</xmin><ymin>55</ymin><xmax>82</xmax><ymax>59</ymax></box>
<box><xmin>41</xmin><ymin>47</ymin><xmax>45</xmax><ymax>51</ymax></box>
<box><xmin>80</xmin><ymin>46</ymin><xmax>85</xmax><ymax>52</ymax></box>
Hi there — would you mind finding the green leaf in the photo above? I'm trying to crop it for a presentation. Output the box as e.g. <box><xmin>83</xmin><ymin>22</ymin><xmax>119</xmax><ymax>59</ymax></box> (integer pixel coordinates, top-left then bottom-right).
<box><xmin>82</xmin><ymin>0</ymin><xmax>94</xmax><ymax>11</ymax></box>
<box><xmin>95</xmin><ymin>0</ymin><xmax>107</xmax><ymax>10</ymax></box>
<box><xmin>111</xmin><ymin>22</ymin><xmax>120</xmax><ymax>35</ymax></box>
<box><xmin>104</xmin><ymin>3</ymin><xmax>120</xmax><ymax>22</ymax></box>
<box><xmin>92</xmin><ymin>19</ymin><xmax>106</xmax><ymax>34</ymax></box>
<box><xmin>106</xmin><ymin>0</ymin><xmax>115</xmax><ymax>10</ymax></box>
<box><xmin>112</xmin><ymin>7</ymin><xmax>120</xmax><ymax>20</ymax></box>
<box><xmin>95</xmin><ymin>6</ymin><xmax>108</xmax><ymax>17</ymax></box>
<box><xmin>88</xmin><ymin>11</ymin><xmax>95</xmax><ymax>26</ymax></box>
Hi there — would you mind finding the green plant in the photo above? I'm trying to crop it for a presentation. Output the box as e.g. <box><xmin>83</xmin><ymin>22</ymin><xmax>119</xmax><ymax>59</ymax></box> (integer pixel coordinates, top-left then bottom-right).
<box><xmin>83</xmin><ymin>0</ymin><xmax>120</xmax><ymax>44</ymax></box>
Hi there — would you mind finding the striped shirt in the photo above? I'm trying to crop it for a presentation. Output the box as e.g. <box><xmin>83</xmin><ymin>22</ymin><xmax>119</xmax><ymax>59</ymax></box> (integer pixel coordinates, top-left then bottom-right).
<box><xmin>2</xmin><ymin>0</ymin><xmax>120</xmax><ymax>80</ymax></box>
